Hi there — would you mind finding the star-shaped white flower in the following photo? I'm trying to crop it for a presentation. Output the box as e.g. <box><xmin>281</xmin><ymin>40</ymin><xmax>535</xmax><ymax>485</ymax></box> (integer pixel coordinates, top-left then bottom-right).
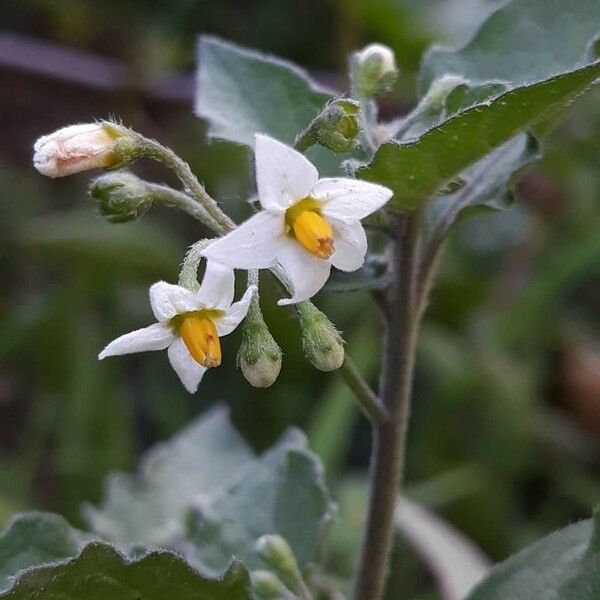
<box><xmin>99</xmin><ymin>261</ymin><xmax>255</xmax><ymax>393</ymax></box>
<box><xmin>201</xmin><ymin>134</ymin><xmax>393</xmax><ymax>305</ymax></box>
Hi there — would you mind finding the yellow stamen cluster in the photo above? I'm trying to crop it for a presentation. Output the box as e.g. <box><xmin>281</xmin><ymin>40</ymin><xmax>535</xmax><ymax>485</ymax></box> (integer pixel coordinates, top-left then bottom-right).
<box><xmin>179</xmin><ymin>315</ymin><xmax>222</xmax><ymax>368</ymax></box>
<box><xmin>285</xmin><ymin>198</ymin><xmax>334</xmax><ymax>259</ymax></box>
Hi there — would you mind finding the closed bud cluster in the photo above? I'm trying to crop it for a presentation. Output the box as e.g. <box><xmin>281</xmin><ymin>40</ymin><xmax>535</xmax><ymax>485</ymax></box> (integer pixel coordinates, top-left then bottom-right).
<box><xmin>297</xmin><ymin>302</ymin><xmax>344</xmax><ymax>372</ymax></box>
<box><xmin>312</xmin><ymin>99</ymin><xmax>360</xmax><ymax>153</ymax></box>
<box><xmin>90</xmin><ymin>171</ymin><xmax>154</xmax><ymax>224</ymax></box>
<box><xmin>238</xmin><ymin>298</ymin><xmax>282</xmax><ymax>388</ymax></box>
<box><xmin>33</xmin><ymin>122</ymin><xmax>141</xmax><ymax>178</ymax></box>
<box><xmin>251</xmin><ymin>570</ymin><xmax>290</xmax><ymax>600</ymax></box>
<box><xmin>352</xmin><ymin>43</ymin><xmax>398</xmax><ymax>98</ymax></box>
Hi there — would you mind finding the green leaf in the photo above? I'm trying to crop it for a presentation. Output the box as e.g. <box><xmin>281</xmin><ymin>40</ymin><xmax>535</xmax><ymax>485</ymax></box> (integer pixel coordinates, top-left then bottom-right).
<box><xmin>467</xmin><ymin>509</ymin><xmax>600</xmax><ymax>600</ymax></box>
<box><xmin>423</xmin><ymin>133</ymin><xmax>540</xmax><ymax>239</ymax></box>
<box><xmin>0</xmin><ymin>513</ymin><xmax>93</xmax><ymax>592</ymax></box>
<box><xmin>185</xmin><ymin>429</ymin><xmax>336</xmax><ymax>575</ymax></box>
<box><xmin>85</xmin><ymin>407</ymin><xmax>254</xmax><ymax>547</ymax></box>
<box><xmin>420</xmin><ymin>0</ymin><xmax>600</xmax><ymax>96</ymax></box>
<box><xmin>0</xmin><ymin>513</ymin><xmax>250</xmax><ymax>600</ymax></box>
<box><xmin>196</xmin><ymin>35</ymin><xmax>331</xmax><ymax>147</ymax></box>
<box><xmin>195</xmin><ymin>36</ymin><xmax>343</xmax><ymax>174</ymax></box>
<box><xmin>357</xmin><ymin>61</ymin><xmax>600</xmax><ymax>210</ymax></box>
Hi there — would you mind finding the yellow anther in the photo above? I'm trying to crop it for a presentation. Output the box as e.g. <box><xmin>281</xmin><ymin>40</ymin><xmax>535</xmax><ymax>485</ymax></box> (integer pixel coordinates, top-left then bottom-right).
<box><xmin>285</xmin><ymin>199</ymin><xmax>334</xmax><ymax>259</ymax></box>
<box><xmin>179</xmin><ymin>315</ymin><xmax>222</xmax><ymax>368</ymax></box>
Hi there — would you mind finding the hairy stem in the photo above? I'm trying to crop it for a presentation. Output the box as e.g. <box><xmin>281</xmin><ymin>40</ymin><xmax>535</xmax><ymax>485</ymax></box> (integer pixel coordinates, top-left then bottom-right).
<box><xmin>138</xmin><ymin>134</ymin><xmax>235</xmax><ymax>234</ymax></box>
<box><xmin>352</xmin><ymin>212</ymin><xmax>422</xmax><ymax>600</ymax></box>
<box><xmin>340</xmin><ymin>355</ymin><xmax>388</xmax><ymax>425</ymax></box>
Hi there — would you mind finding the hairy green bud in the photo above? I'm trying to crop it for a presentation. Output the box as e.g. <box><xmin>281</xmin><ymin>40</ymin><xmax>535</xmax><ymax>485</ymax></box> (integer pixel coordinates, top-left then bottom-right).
<box><xmin>313</xmin><ymin>99</ymin><xmax>360</xmax><ymax>153</ymax></box>
<box><xmin>420</xmin><ymin>74</ymin><xmax>468</xmax><ymax>113</ymax></box>
<box><xmin>251</xmin><ymin>570</ymin><xmax>291</xmax><ymax>600</ymax></box>
<box><xmin>90</xmin><ymin>171</ymin><xmax>154</xmax><ymax>223</ymax></box>
<box><xmin>255</xmin><ymin>535</ymin><xmax>303</xmax><ymax>591</ymax></box>
<box><xmin>352</xmin><ymin>43</ymin><xmax>398</xmax><ymax>98</ymax></box>
<box><xmin>238</xmin><ymin>297</ymin><xmax>282</xmax><ymax>388</ymax></box>
<box><xmin>297</xmin><ymin>302</ymin><xmax>345</xmax><ymax>372</ymax></box>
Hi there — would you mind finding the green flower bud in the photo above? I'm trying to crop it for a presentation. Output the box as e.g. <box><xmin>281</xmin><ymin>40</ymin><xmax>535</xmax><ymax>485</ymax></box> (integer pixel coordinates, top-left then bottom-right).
<box><xmin>251</xmin><ymin>570</ymin><xmax>290</xmax><ymax>600</ymax></box>
<box><xmin>313</xmin><ymin>99</ymin><xmax>360</xmax><ymax>153</ymax></box>
<box><xmin>297</xmin><ymin>302</ymin><xmax>345</xmax><ymax>372</ymax></box>
<box><xmin>420</xmin><ymin>74</ymin><xmax>467</xmax><ymax>113</ymax></box>
<box><xmin>90</xmin><ymin>171</ymin><xmax>154</xmax><ymax>223</ymax></box>
<box><xmin>238</xmin><ymin>297</ymin><xmax>282</xmax><ymax>388</ymax></box>
<box><xmin>352</xmin><ymin>43</ymin><xmax>398</xmax><ymax>98</ymax></box>
<box><xmin>256</xmin><ymin>535</ymin><xmax>301</xmax><ymax>586</ymax></box>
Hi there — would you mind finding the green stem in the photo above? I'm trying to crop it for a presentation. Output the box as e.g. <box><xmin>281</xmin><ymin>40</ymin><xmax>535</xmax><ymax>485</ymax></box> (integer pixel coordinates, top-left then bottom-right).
<box><xmin>294</xmin><ymin>127</ymin><xmax>317</xmax><ymax>152</ymax></box>
<box><xmin>178</xmin><ymin>239</ymin><xmax>213</xmax><ymax>291</ymax></box>
<box><xmin>352</xmin><ymin>212</ymin><xmax>422</xmax><ymax>600</ymax></box>
<box><xmin>339</xmin><ymin>356</ymin><xmax>387</xmax><ymax>425</ymax></box>
<box><xmin>137</xmin><ymin>134</ymin><xmax>234</xmax><ymax>234</ymax></box>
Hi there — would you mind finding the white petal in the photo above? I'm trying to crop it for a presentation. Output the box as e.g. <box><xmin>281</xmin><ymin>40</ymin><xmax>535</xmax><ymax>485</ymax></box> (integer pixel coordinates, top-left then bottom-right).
<box><xmin>276</xmin><ymin>240</ymin><xmax>331</xmax><ymax>306</ymax></box>
<box><xmin>149</xmin><ymin>282</ymin><xmax>201</xmax><ymax>322</ymax></box>
<box><xmin>98</xmin><ymin>323</ymin><xmax>174</xmax><ymax>359</ymax></box>
<box><xmin>167</xmin><ymin>338</ymin><xmax>206</xmax><ymax>393</ymax></box>
<box><xmin>217</xmin><ymin>285</ymin><xmax>257</xmax><ymax>336</ymax></box>
<box><xmin>330</xmin><ymin>219</ymin><xmax>368</xmax><ymax>272</ymax></box>
<box><xmin>255</xmin><ymin>134</ymin><xmax>319</xmax><ymax>212</ymax></box>
<box><xmin>314</xmin><ymin>178</ymin><xmax>393</xmax><ymax>224</ymax></box>
<box><xmin>196</xmin><ymin>260</ymin><xmax>235</xmax><ymax>310</ymax></box>
<box><xmin>201</xmin><ymin>212</ymin><xmax>286</xmax><ymax>269</ymax></box>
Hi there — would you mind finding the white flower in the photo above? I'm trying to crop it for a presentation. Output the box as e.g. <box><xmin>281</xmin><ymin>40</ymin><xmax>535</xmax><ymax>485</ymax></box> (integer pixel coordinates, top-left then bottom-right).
<box><xmin>33</xmin><ymin>123</ymin><xmax>122</xmax><ymax>178</ymax></box>
<box><xmin>201</xmin><ymin>135</ymin><xmax>393</xmax><ymax>305</ymax></box>
<box><xmin>99</xmin><ymin>261</ymin><xmax>255</xmax><ymax>393</ymax></box>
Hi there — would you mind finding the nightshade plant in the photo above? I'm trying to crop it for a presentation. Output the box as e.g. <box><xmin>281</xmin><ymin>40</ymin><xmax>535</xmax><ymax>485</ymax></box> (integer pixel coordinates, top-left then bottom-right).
<box><xmin>2</xmin><ymin>1</ymin><xmax>600</xmax><ymax>599</ymax></box>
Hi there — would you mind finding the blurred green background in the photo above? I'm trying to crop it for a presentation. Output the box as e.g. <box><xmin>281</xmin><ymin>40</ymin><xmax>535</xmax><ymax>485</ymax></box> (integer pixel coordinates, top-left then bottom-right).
<box><xmin>0</xmin><ymin>1</ymin><xmax>599</xmax><ymax>598</ymax></box>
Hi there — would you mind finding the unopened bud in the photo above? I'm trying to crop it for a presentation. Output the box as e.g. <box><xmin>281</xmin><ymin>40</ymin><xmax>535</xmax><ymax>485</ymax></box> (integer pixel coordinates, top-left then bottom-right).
<box><xmin>33</xmin><ymin>122</ymin><xmax>140</xmax><ymax>178</ymax></box>
<box><xmin>251</xmin><ymin>570</ymin><xmax>290</xmax><ymax>600</ymax></box>
<box><xmin>420</xmin><ymin>74</ymin><xmax>467</xmax><ymax>113</ymax></box>
<box><xmin>297</xmin><ymin>302</ymin><xmax>344</xmax><ymax>372</ymax></box>
<box><xmin>313</xmin><ymin>99</ymin><xmax>360</xmax><ymax>153</ymax></box>
<box><xmin>238</xmin><ymin>298</ymin><xmax>282</xmax><ymax>387</ymax></box>
<box><xmin>256</xmin><ymin>535</ymin><xmax>303</xmax><ymax>588</ymax></box>
<box><xmin>90</xmin><ymin>171</ymin><xmax>154</xmax><ymax>223</ymax></box>
<box><xmin>353</xmin><ymin>43</ymin><xmax>398</xmax><ymax>98</ymax></box>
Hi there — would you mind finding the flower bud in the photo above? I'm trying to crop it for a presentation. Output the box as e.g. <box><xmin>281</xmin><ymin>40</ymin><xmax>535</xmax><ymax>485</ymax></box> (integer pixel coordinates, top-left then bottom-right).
<box><xmin>353</xmin><ymin>43</ymin><xmax>398</xmax><ymax>98</ymax></box>
<box><xmin>238</xmin><ymin>298</ymin><xmax>282</xmax><ymax>388</ymax></box>
<box><xmin>251</xmin><ymin>570</ymin><xmax>290</xmax><ymax>600</ymax></box>
<box><xmin>256</xmin><ymin>535</ymin><xmax>300</xmax><ymax>582</ymax></box>
<box><xmin>33</xmin><ymin>122</ymin><xmax>140</xmax><ymax>178</ymax></box>
<box><xmin>297</xmin><ymin>302</ymin><xmax>345</xmax><ymax>372</ymax></box>
<box><xmin>90</xmin><ymin>171</ymin><xmax>154</xmax><ymax>224</ymax></box>
<box><xmin>420</xmin><ymin>74</ymin><xmax>467</xmax><ymax>113</ymax></box>
<box><xmin>312</xmin><ymin>99</ymin><xmax>360</xmax><ymax>153</ymax></box>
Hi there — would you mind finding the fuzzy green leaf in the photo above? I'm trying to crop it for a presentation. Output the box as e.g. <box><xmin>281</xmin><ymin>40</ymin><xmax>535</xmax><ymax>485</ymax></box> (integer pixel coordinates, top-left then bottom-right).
<box><xmin>0</xmin><ymin>513</ymin><xmax>251</xmax><ymax>599</ymax></box>
<box><xmin>357</xmin><ymin>62</ymin><xmax>600</xmax><ymax>210</ymax></box>
<box><xmin>420</xmin><ymin>0</ymin><xmax>600</xmax><ymax>97</ymax></box>
<box><xmin>184</xmin><ymin>429</ymin><xmax>336</xmax><ymax>575</ymax></box>
<box><xmin>196</xmin><ymin>35</ymin><xmax>330</xmax><ymax>146</ymax></box>
<box><xmin>467</xmin><ymin>509</ymin><xmax>600</xmax><ymax>600</ymax></box>
<box><xmin>85</xmin><ymin>407</ymin><xmax>254</xmax><ymax>547</ymax></box>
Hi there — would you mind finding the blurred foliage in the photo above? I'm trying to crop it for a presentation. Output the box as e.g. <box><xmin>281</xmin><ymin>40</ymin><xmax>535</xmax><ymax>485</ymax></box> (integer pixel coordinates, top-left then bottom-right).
<box><xmin>0</xmin><ymin>1</ymin><xmax>599</xmax><ymax>598</ymax></box>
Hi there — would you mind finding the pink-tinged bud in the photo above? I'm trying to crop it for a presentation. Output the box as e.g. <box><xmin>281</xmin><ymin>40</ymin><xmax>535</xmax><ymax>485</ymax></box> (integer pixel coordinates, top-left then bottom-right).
<box><xmin>33</xmin><ymin>123</ymin><xmax>134</xmax><ymax>178</ymax></box>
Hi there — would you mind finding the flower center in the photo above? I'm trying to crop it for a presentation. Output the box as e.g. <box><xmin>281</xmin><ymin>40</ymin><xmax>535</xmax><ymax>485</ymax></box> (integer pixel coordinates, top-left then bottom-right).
<box><xmin>178</xmin><ymin>314</ymin><xmax>222</xmax><ymax>368</ymax></box>
<box><xmin>285</xmin><ymin>198</ymin><xmax>334</xmax><ymax>259</ymax></box>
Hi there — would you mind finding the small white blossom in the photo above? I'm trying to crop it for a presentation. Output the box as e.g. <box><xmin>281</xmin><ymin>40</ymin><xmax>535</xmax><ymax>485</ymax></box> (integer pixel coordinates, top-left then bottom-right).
<box><xmin>99</xmin><ymin>261</ymin><xmax>255</xmax><ymax>393</ymax></box>
<box><xmin>33</xmin><ymin>123</ymin><xmax>121</xmax><ymax>178</ymax></box>
<box><xmin>201</xmin><ymin>135</ymin><xmax>393</xmax><ymax>305</ymax></box>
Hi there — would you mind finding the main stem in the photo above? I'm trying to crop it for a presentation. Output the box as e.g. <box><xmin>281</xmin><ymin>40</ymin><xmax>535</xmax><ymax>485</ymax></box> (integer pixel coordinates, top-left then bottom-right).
<box><xmin>352</xmin><ymin>213</ymin><xmax>422</xmax><ymax>600</ymax></box>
